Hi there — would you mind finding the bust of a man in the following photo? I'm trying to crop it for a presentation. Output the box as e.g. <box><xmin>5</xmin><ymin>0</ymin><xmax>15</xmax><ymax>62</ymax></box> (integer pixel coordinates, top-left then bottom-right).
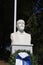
<box><xmin>10</xmin><ymin>19</ymin><xmax>31</xmax><ymax>45</ymax></box>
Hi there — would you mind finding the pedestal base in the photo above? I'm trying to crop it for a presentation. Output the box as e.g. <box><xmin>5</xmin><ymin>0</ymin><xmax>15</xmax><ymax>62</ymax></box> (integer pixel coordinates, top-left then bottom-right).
<box><xmin>11</xmin><ymin>44</ymin><xmax>33</xmax><ymax>54</ymax></box>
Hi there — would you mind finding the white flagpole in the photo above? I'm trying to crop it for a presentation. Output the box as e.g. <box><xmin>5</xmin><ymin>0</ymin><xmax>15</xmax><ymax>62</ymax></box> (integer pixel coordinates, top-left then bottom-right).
<box><xmin>14</xmin><ymin>0</ymin><xmax>17</xmax><ymax>32</ymax></box>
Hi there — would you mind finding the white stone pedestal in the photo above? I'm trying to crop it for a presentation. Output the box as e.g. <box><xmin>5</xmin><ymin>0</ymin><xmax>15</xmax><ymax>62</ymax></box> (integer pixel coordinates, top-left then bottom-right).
<box><xmin>11</xmin><ymin>44</ymin><xmax>33</xmax><ymax>54</ymax></box>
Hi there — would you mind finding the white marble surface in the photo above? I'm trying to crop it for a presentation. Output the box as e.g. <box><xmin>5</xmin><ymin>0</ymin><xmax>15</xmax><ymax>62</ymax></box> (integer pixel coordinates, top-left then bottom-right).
<box><xmin>11</xmin><ymin>44</ymin><xmax>33</xmax><ymax>54</ymax></box>
<box><xmin>11</xmin><ymin>31</ymin><xmax>31</xmax><ymax>45</ymax></box>
<box><xmin>10</xmin><ymin>19</ymin><xmax>33</xmax><ymax>54</ymax></box>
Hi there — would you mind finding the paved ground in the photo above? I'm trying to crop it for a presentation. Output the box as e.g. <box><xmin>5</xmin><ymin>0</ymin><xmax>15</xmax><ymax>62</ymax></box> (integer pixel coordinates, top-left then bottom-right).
<box><xmin>0</xmin><ymin>60</ymin><xmax>8</xmax><ymax>65</ymax></box>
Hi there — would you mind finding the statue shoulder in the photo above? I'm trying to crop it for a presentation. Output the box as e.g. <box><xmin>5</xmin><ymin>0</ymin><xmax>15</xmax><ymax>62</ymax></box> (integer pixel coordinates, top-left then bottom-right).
<box><xmin>11</xmin><ymin>32</ymin><xmax>17</xmax><ymax>36</ymax></box>
<box><xmin>25</xmin><ymin>32</ymin><xmax>31</xmax><ymax>36</ymax></box>
<box><xmin>10</xmin><ymin>32</ymin><xmax>17</xmax><ymax>39</ymax></box>
<box><xmin>25</xmin><ymin>32</ymin><xmax>31</xmax><ymax>38</ymax></box>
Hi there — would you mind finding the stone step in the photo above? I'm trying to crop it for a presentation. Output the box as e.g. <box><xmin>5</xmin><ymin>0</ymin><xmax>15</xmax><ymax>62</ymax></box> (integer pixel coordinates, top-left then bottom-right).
<box><xmin>0</xmin><ymin>60</ymin><xmax>8</xmax><ymax>65</ymax></box>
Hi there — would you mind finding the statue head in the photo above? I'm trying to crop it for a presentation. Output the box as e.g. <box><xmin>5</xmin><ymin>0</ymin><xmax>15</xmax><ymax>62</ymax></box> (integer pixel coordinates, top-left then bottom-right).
<box><xmin>17</xmin><ymin>19</ymin><xmax>25</xmax><ymax>33</ymax></box>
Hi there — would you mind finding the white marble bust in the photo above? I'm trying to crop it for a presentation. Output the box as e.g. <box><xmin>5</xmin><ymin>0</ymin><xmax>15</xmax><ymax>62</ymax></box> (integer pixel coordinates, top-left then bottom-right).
<box><xmin>10</xmin><ymin>19</ymin><xmax>31</xmax><ymax>45</ymax></box>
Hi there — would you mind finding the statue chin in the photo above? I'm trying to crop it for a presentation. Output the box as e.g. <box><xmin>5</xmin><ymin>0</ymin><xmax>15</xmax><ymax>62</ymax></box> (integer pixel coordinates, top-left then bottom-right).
<box><xmin>19</xmin><ymin>29</ymin><xmax>24</xmax><ymax>33</ymax></box>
